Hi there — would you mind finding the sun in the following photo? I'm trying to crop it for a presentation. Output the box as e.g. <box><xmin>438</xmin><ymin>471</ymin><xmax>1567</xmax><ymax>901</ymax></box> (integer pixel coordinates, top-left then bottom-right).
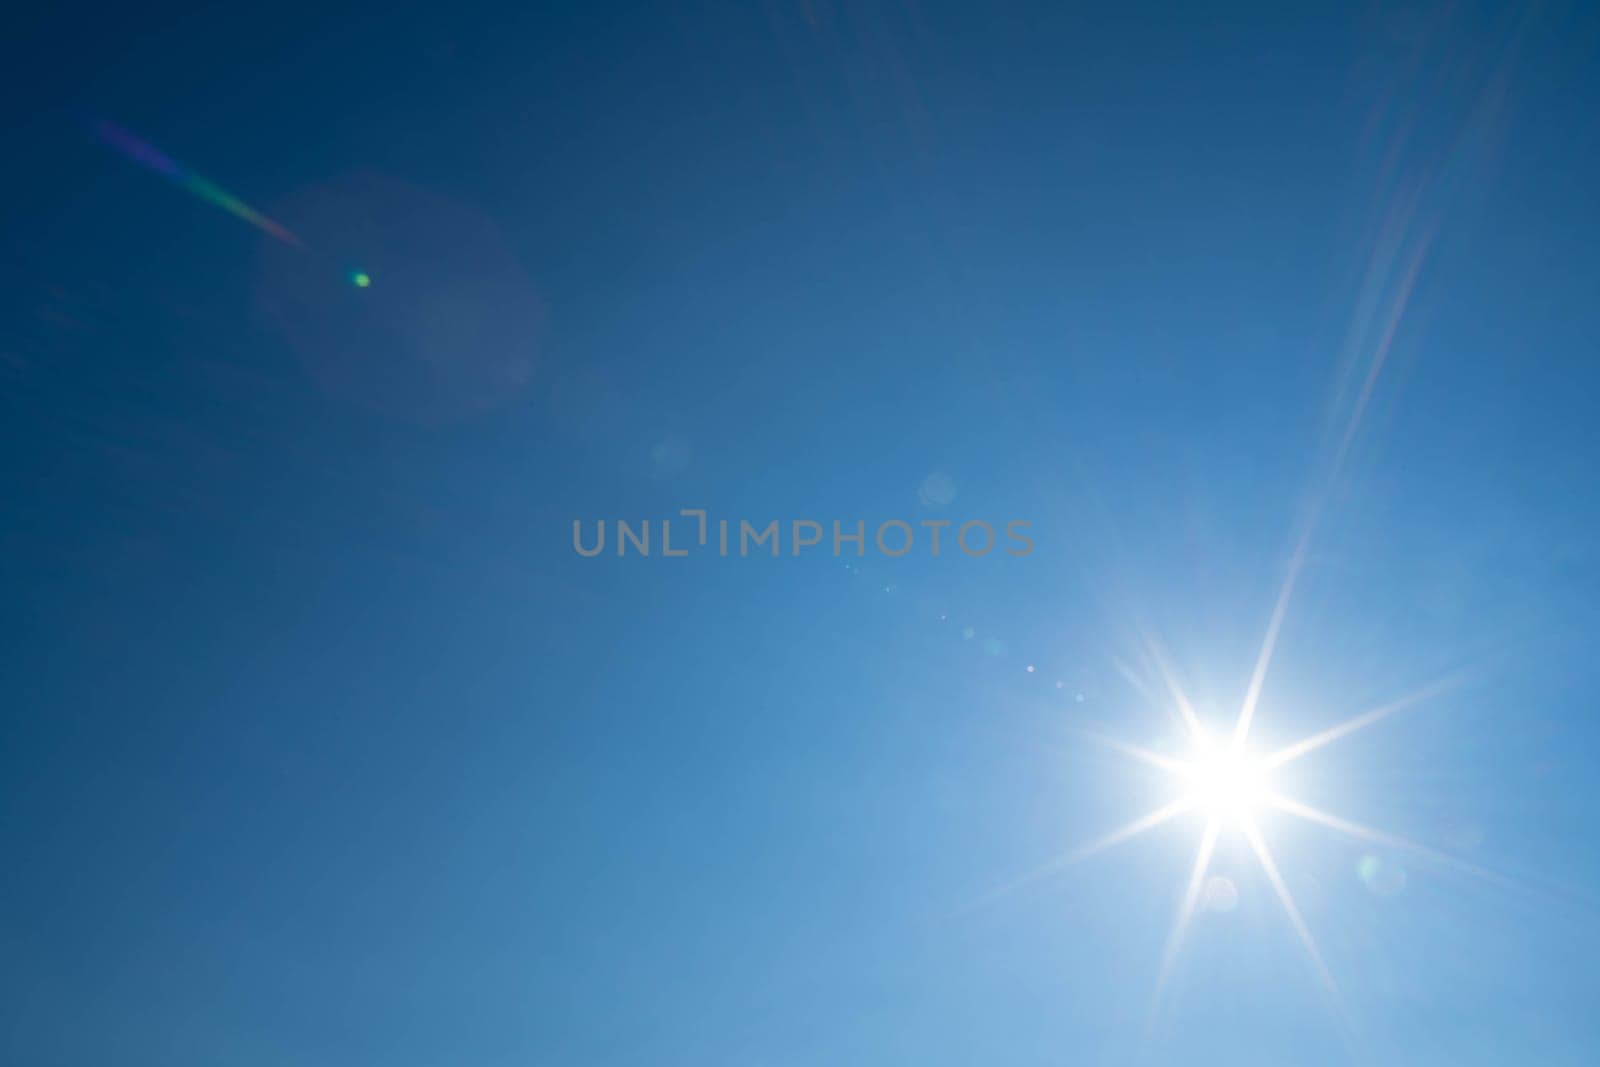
<box><xmin>997</xmin><ymin>661</ymin><xmax>1470</xmax><ymax>1034</ymax></box>
<box><xmin>1180</xmin><ymin>739</ymin><xmax>1270</xmax><ymax>825</ymax></box>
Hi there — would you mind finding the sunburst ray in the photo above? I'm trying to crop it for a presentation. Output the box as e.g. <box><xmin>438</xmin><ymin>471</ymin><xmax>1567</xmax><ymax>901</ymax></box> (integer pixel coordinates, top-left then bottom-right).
<box><xmin>1138</xmin><ymin>630</ymin><xmax>1206</xmax><ymax>742</ymax></box>
<box><xmin>1068</xmin><ymin>729</ymin><xmax>1191</xmax><ymax>777</ymax></box>
<box><xmin>1150</xmin><ymin>818</ymin><xmax>1220</xmax><ymax>1013</ymax></box>
<box><xmin>1262</xmin><ymin>673</ymin><xmax>1466</xmax><ymax>770</ymax></box>
<box><xmin>966</xmin><ymin>798</ymin><xmax>1195</xmax><ymax>912</ymax></box>
<box><xmin>1267</xmin><ymin>793</ymin><xmax>1522</xmax><ymax>896</ymax></box>
<box><xmin>1232</xmin><ymin>531</ymin><xmax>1311</xmax><ymax>749</ymax></box>
<box><xmin>1241</xmin><ymin>819</ymin><xmax>1345</xmax><ymax>1016</ymax></box>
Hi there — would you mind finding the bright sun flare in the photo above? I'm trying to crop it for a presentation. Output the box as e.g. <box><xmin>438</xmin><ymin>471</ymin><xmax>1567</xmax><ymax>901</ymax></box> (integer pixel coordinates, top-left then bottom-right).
<box><xmin>985</xmin><ymin>655</ymin><xmax>1470</xmax><ymax>1035</ymax></box>
<box><xmin>1180</xmin><ymin>741</ymin><xmax>1269</xmax><ymax>824</ymax></box>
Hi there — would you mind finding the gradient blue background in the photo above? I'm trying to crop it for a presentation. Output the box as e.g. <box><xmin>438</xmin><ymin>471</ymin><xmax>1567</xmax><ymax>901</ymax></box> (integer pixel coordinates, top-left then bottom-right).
<box><xmin>4</xmin><ymin>2</ymin><xmax>1599</xmax><ymax>1064</ymax></box>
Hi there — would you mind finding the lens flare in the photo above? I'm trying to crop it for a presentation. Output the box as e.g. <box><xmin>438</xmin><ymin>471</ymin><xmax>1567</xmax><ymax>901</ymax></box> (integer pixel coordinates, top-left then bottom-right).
<box><xmin>89</xmin><ymin>119</ymin><xmax>302</xmax><ymax>247</ymax></box>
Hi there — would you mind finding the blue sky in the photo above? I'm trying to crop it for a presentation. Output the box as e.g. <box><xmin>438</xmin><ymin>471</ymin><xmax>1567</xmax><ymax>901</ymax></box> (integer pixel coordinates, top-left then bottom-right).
<box><xmin>4</xmin><ymin>2</ymin><xmax>1600</xmax><ymax>1064</ymax></box>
